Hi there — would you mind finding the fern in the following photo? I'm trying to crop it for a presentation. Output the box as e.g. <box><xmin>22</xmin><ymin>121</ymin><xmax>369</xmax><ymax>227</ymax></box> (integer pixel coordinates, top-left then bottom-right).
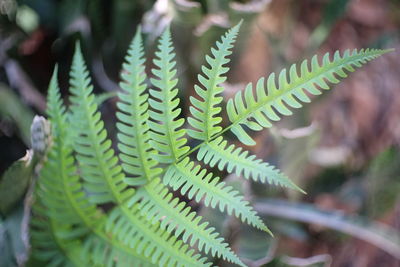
<box><xmin>30</xmin><ymin>20</ymin><xmax>390</xmax><ymax>267</ymax></box>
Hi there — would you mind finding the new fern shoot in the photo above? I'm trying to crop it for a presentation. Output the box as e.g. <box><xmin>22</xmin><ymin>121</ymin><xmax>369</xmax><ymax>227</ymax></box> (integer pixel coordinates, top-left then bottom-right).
<box><xmin>31</xmin><ymin>21</ymin><xmax>390</xmax><ymax>267</ymax></box>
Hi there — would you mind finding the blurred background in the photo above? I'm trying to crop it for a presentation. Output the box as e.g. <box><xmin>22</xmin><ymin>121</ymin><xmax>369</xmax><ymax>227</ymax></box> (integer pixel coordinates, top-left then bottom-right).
<box><xmin>0</xmin><ymin>0</ymin><xmax>399</xmax><ymax>266</ymax></box>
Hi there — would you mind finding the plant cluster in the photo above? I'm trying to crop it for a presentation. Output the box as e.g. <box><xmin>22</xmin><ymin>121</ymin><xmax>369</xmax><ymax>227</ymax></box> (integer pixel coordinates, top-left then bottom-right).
<box><xmin>31</xmin><ymin>22</ymin><xmax>388</xmax><ymax>266</ymax></box>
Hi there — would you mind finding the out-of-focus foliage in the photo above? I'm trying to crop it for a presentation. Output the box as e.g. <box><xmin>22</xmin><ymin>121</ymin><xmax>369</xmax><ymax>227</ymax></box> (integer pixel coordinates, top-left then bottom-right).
<box><xmin>365</xmin><ymin>148</ymin><xmax>400</xmax><ymax>217</ymax></box>
<box><xmin>0</xmin><ymin>205</ymin><xmax>28</xmax><ymax>267</ymax></box>
<box><xmin>0</xmin><ymin>84</ymin><xmax>35</xmax><ymax>146</ymax></box>
<box><xmin>0</xmin><ymin>150</ymin><xmax>32</xmax><ymax>216</ymax></box>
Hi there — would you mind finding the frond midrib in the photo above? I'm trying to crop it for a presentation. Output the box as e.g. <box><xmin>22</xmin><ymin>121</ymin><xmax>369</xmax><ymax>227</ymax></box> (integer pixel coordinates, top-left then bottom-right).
<box><xmin>203</xmin><ymin>42</ymin><xmax>229</xmax><ymax>141</ymax></box>
<box><xmin>132</xmin><ymin>94</ymin><xmax>152</xmax><ymax>181</ymax></box>
<box><xmin>204</xmin><ymin>141</ymin><xmax>263</xmax><ymax>171</ymax></box>
<box><xmin>158</xmin><ymin>62</ymin><xmax>179</xmax><ymax>161</ymax></box>
<box><xmin>119</xmin><ymin>79</ymin><xmax>153</xmax><ymax>181</ymax></box>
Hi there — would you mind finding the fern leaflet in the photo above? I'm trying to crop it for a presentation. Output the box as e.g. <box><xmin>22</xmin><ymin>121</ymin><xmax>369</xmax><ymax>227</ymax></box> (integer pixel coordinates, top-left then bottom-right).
<box><xmin>226</xmin><ymin>49</ymin><xmax>391</xmax><ymax>145</ymax></box>
<box><xmin>197</xmin><ymin>136</ymin><xmax>304</xmax><ymax>193</ymax></box>
<box><xmin>69</xmin><ymin>43</ymin><xmax>131</xmax><ymax>204</ymax></box>
<box><xmin>164</xmin><ymin>157</ymin><xmax>272</xmax><ymax>235</ymax></box>
<box><xmin>149</xmin><ymin>28</ymin><xmax>189</xmax><ymax>164</ymax></box>
<box><xmin>188</xmin><ymin>21</ymin><xmax>241</xmax><ymax>141</ymax></box>
<box><xmin>30</xmin><ymin>203</ymin><xmax>85</xmax><ymax>267</ymax></box>
<box><xmin>117</xmin><ymin>29</ymin><xmax>161</xmax><ymax>185</ymax></box>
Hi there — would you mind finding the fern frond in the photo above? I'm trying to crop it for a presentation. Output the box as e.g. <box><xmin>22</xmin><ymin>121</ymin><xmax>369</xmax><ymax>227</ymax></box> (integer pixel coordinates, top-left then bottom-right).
<box><xmin>69</xmin><ymin>42</ymin><xmax>133</xmax><ymax>204</ymax></box>
<box><xmin>125</xmin><ymin>178</ymin><xmax>245</xmax><ymax>266</ymax></box>
<box><xmin>149</xmin><ymin>28</ymin><xmax>189</xmax><ymax>164</ymax></box>
<box><xmin>68</xmin><ymin>43</ymin><xmax>192</xmax><ymax>266</ymax></box>
<box><xmin>226</xmin><ymin>48</ymin><xmax>390</xmax><ymax>145</ymax></box>
<box><xmin>114</xmin><ymin>30</ymin><xmax>214</xmax><ymax>266</ymax></box>
<box><xmin>197</xmin><ymin>136</ymin><xmax>304</xmax><ymax>193</ymax></box>
<box><xmin>188</xmin><ymin>21</ymin><xmax>241</xmax><ymax>141</ymax></box>
<box><xmin>40</xmin><ymin>66</ymin><xmax>99</xmax><ymax>236</ymax></box>
<box><xmin>106</xmin><ymin>205</ymin><xmax>212</xmax><ymax>267</ymax></box>
<box><xmin>164</xmin><ymin>157</ymin><xmax>271</xmax><ymax>235</ymax></box>
<box><xmin>36</xmin><ymin>67</ymin><xmax>149</xmax><ymax>266</ymax></box>
<box><xmin>117</xmin><ymin>28</ymin><xmax>161</xmax><ymax>185</ymax></box>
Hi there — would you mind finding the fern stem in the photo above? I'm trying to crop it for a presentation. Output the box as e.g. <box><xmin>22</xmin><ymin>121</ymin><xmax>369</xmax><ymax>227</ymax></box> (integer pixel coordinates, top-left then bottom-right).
<box><xmin>179</xmin><ymin>125</ymin><xmax>232</xmax><ymax>161</ymax></box>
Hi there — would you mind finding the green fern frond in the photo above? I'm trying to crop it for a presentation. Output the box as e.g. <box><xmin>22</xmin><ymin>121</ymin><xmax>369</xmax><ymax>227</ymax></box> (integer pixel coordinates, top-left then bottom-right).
<box><xmin>106</xmin><ymin>206</ymin><xmax>212</xmax><ymax>267</ymax></box>
<box><xmin>69</xmin><ymin>43</ymin><xmax>132</xmax><ymax>204</ymax></box>
<box><xmin>164</xmin><ymin>157</ymin><xmax>271</xmax><ymax>235</ymax></box>
<box><xmin>42</xmin><ymin>67</ymin><xmax>151</xmax><ymax>264</ymax></box>
<box><xmin>68</xmin><ymin>43</ymin><xmax>197</xmax><ymax>266</ymax></box>
<box><xmin>117</xmin><ymin>28</ymin><xmax>161</xmax><ymax>185</ymax></box>
<box><xmin>197</xmin><ymin>136</ymin><xmax>304</xmax><ymax>193</ymax></box>
<box><xmin>118</xmin><ymin>30</ymin><xmax>242</xmax><ymax>264</ymax></box>
<box><xmin>36</xmin><ymin>67</ymin><xmax>149</xmax><ymax>266</ymax></box>
<box><xmin>125</xmin><ymin>178</ymin><xmax>245</xmax><ymax>266</ymax></box>
<box><xmin>188</xmin><ymin>21</ymin><xmax>241</xmax><ymax>141</ymax></box>
<box><xmin>226</xmin><ymin>48</ymin><xmax>391</xmax><ymax>145</ymax></box>
<box><xmin>149</xmin><ymin>29</ymin><xmax>189</xmax><ymax>164</ymax></box>
<box><xmin>39</xmin><ymin>66</ymin><xmax>99</xmax><ymax>236</ymax></box>
<box><xmin>115</xmin><ymin>31</ymin><xmax>216</xmax><ymax>266</ymax></box>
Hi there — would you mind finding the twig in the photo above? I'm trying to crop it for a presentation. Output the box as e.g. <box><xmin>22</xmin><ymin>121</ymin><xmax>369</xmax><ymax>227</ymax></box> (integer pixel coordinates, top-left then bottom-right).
<box><xmin>4</xmin><ymin>59</ymin><xmax>46</xmax><ymax>112</ymax></box>
<box><xmin>92</xmin><ymin>56</ymin><xmax>118</xmax><ymax>92</ymax></box>
<box><xmin>281</xmin><ymin>254</ymin><xmax>332</xmax><ymax>267</ymax></box>
<box><xmin>254</xmin><ymin>199</ymin><xmax>400</xmax><ymax>259</ymax></box>
<box><xmin>242</xmin><ymin>239</ymin><xmax>278</xmax><ymax>267</ymax></box>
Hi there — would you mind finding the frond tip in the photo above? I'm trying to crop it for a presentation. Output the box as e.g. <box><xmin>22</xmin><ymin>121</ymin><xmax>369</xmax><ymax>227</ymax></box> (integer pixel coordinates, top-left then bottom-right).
<box><xmin>149</xmin><ymin>28</ymin><xmax>190</xmax><ymax>164</ymax></box>
<box><xmin>226</xmin><ymin>48</ymin><xmax>391</xmax><ymax>146</ymax></box>
<box><xmin>117</xmin><ymin>28</ymin><xmax>161</xmax><ymax>185</ymax></box>
<box><xmin>188</xmin><ymin>21</ymin><xmax>242</xmax><ymax>141</ymax></box>
<box><xmin>69</xmin><ymin>42</ymin><xmax>129</xmax><ymax>205</ymax></box>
